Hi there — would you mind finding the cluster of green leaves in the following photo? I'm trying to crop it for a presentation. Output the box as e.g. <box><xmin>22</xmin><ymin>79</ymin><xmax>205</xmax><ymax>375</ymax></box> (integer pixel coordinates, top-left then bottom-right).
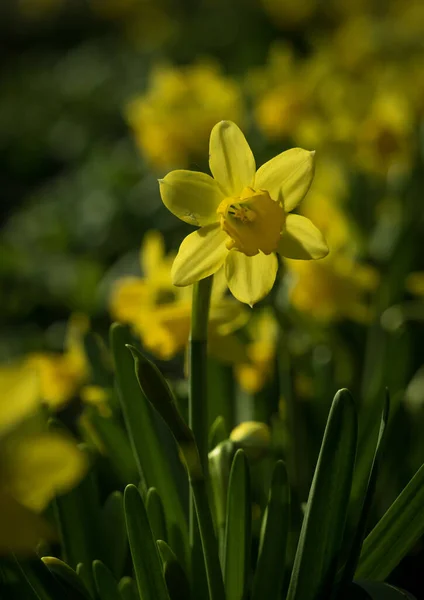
<box><xmin>2</xmin><ymin>323</ymin><xmax>424</xmax><ymax>599</ymax></box>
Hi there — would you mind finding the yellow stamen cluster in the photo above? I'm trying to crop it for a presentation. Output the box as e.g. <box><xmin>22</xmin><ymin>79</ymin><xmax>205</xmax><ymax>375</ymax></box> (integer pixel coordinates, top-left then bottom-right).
<box><xmin>217</xmin><ymin>187</ymin><xmax>284</xmax><ymax>257</ymax></box>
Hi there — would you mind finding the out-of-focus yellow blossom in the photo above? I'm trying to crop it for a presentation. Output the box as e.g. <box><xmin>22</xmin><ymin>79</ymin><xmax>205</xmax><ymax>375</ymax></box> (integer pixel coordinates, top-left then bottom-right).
<box><xmin>0</xmin><ymin>362</ymin><xmax>87</xmax><ymax>553</ymax></box>
<box><xmin>299</xmin><ymin>159</ymin><xmax>353</xmax><ymax>252</ymax></box>
<box><xmin>406</xmin><ymin>273</ymin><xmax>424</xmax><ymax>298</ymax></box>
<box><xmin>126</xmin><ymin>63</ymin><xmax>244</xmax><ymax>169</ymax></box>
<box><xmin>160</xmin><ymin>120</ymin><xmax>328</xmax><ymax>306</ymax></box>
<box><xmin>235</xmin><ymin>310</ymin><xmax>278</xmax><ymax>393</ymax></box>
<box><xmin>26</xmin><ymin>314</ymin><xmax>89</xmax><ymax>408</ymax></box>
<box><xmin>355</xmin><ymin>90</ymin><xmax>415</xmax><ymax>175</ymax></box>
<box><xmin>110</xmin><ymin>231</ymin><xmax>248</xmax><ymax>360</ymax></box>
<box><xmin>286</xmin><ymin>254</ymin><xmax>379</xmax><ymax>323</ymax></box>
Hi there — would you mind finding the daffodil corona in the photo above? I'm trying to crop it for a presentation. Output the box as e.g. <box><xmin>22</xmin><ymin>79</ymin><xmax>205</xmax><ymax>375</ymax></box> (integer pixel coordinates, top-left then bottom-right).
<box><xmin>159</xmin><ymin>120</ymin><xmax>328</xmax><ymax>305</ymax></box>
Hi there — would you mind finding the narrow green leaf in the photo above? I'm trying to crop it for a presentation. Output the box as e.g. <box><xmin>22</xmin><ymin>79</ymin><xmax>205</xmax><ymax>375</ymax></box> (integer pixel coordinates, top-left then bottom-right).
<box><xmin>84</xmin><ymin>331</ymin><xmax>113</xmax><ymax>389</ymax></box>
<box><xmin>354</xmin><ymin>581</ymin><xmax>416</xmax><ymax>599</ymax></box>
<box><xmin>127</xmin><ymin>344</ymin><xmax>225</xmax><ymax>600</ymax></box>
<box><xmin>118</xmin><ymin>577</ymin><xmax>140</xmax><ymax>600</ymax></box>
<box><xmin>110</xmin><ymin>324</ymin><xmax>188</xmax><ymax>564</ymax></box>
<box><xmin>102</xmin><ymin>491</ymin><xmax>127</xmax><ymax>579</ymax></box>
<box><xmin>338</xmin><ymin>392</ymin><xmax>390</xmax><ymax>593</ymax></box>
<box><xmin>77</xmin><ymin>563</ymin><xmax>96</xmax><ymax>599</ymax></box>
<box><xmin>125</xmin><ymin>345</ymin><xmax>194</xmax><ymax>449</ymax></box>
<box><xmin>224</xmin><ymin>449</ymin><xmax>251</xmax><ymax>600</ymax></box>
<box><xmin>157</xmin><ymin>540</ymin><xmax>192</xmax><ymax>600</ymax></box>
<box><xmin>53</xmin><ymin>451</ymin><xmax>105</xmax><ymax>578</ymax></box>
<box><xmin>209</xmin><ymin>416</ymin><xmax>229</xmax><ymax>451</ymax></box>
<box><xmin>356</xmin><ymin>459</ymin><xmax>424</xmax><ymax>580</ymax></box>
<box><xmin>146</xmin><ymin>488</ymin><xmax>168</xmax><ymax>543</ymax></box>
<box><xmin>93</xmin><ymin>560</ymin><xmax>121</xmax><ymax>600</ymax></box>
<box><xmin>14</xmin><ymin>556</ymin><xmax>69</xmax><ymax>600</ymax></box>
<box><xmin>124</xmin><ymin>484</ymin><xmax>170</xmax><ymax>600</ymax></box>
<box><xmin>287</xmin><ymin>388</ymin><xmax>358</xmax><ymax>600</ymax></box>
<box><xmin>41</xmin><ymin>557</ymin><xmax>92</xmax><ymax>600</ymax></box>
<box><xmin>86</xmin><ymin>407</ymin><xmax>139</xmax><ymax>485</ymax></box>
<box><xmin>251</xmin><ymin>460</ymin><xmax>290</xmax><ymax>600</ymax></box>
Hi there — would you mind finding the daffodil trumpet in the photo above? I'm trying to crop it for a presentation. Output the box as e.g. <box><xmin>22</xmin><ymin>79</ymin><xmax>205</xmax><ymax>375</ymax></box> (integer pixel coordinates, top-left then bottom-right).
<box><xmin>160</xmin><ymin>120</ymin><xmax>328</xmax><ymax>306</ymax></box>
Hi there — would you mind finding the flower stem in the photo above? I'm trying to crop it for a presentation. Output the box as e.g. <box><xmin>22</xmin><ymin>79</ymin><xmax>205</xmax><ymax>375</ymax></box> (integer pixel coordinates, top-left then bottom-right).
<box><xmin>189</xmin><ymin>275</ymin><xmax>214</xmax><ymax>598</ymax></box>
<box><xmin>189</xmin><ymin>275</ymin><xmax>213</xmax><ymax>472</ymax></box>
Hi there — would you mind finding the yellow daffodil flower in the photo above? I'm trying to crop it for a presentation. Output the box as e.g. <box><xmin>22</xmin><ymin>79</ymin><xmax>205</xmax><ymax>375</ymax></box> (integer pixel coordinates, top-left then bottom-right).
<box><xmin>126</xmin><ymin>63</ymin><xmax>244</xmax><ymax>169</ymax></box>
<box><xmin>286</xmin><ymin>254</ymin><xmax>379</xmax><ymax>323</ymax></box>
<box><xmin>26</xmin><ymin>314</ymin><xmax>89</xmax><ymax>408</ymax></box>
<box><xmin>110</xmin><ymin>231</ymin><xmax>248</xmax><ymax>360</ymax></box>
<box><xmin>0</xmin><ymin>362</ymin><xmax>87</xmax><ymax>553</ymax></box>
<box><xmin>159</xmin><ymin>120</ymin><xmax>328</xmax><ymax>306</ymax></box>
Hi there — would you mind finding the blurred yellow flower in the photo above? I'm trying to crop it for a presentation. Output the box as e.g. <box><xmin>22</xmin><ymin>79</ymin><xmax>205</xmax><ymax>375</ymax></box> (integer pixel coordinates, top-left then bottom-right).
<box><xmin>0</xmin><ymin>362</ymin><xmax>87</xmax><ymax>553</ymax></box>
<box><xmin>160</xmin><ymin>120</ymin><xmax>328</xmax><ymax>306</ymax></box>
<box><xmin>406</xmin><ymin>272</ymin><xmax>424</xmax><ymax>297</ymax></box>
<box><xmin>26</xmin><ymin>314</ymin><xmax>89</xmax><ymax>408</ymax></box>
<box><xmin>286</xmin><ymin>254</ymin><xmax>379</xmax><ymax>323</ymax></box>
<box><xmin>110</xmin><ymin>231</ymin><xmax>248</xmax><ymax>360</ymax></box>
<box><xmin>235</xmin><ymin>309</ymin><xmax>278</xmax><ymax>393</ymax></box>
<box><xmin>126</xmin><ymin>62</ymin><xmax>244</xmax><ymax>169</ymax></box>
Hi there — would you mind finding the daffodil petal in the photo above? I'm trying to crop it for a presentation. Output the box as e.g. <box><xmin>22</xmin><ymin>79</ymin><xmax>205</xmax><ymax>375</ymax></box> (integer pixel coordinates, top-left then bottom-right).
<box><xmin>209</xmin><ymin>121</ymin><xmax>256</xmax><ymax>196</ymax></box>
<box><xmin>225</xmin><ymin>251</ymin><xmax>278</xmax><ymax>306</ymax></box>
<box><xmin>159</xmin><ymin>170</ymin><xmax>223</xmax><ymax>226</ymax></box>
<box><xmin>172</xmin><ymin>224</ymin><xmax>229</xmax><ymax>286</ymax></box>
<box><xmin>278</xmin><ymin>214</ymin><xmax>329</xmax><ymax>260</ymax></box>
<box><xmin>255</xmin><ymin>148</ymin><xmax>315</xmax><ymax>211</ymax></box>
<box><xmin>6</xmin><ymin>432</ymin><xmax>87</xmax><ymax>512</ymax></box>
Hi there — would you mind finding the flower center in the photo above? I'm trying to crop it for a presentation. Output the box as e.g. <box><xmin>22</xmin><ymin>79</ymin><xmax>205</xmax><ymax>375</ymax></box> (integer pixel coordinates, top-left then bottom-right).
<box><xmin>217</xmin><ymin>187</ymin><xmax>285</xmax><ymax>257</ymax></box>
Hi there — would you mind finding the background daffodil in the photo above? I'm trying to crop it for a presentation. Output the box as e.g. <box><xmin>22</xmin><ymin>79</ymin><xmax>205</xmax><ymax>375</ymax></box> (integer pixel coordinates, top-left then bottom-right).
<box><xmin>159</xmin><ymin>120</ymin><xmax>328</xmax><ymax>305</ymax></box>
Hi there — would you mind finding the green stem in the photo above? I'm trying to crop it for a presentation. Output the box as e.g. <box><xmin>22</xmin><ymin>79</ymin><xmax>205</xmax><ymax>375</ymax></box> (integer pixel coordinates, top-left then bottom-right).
<box><xmin>189</xmin><ymin>275</ymin><xmax>213</xmax><ymax>473</ymax></box>
<box><xmin>189</xmin><ymin>276</ymin><xmax>214</xmax><ymax>599</ymax></box>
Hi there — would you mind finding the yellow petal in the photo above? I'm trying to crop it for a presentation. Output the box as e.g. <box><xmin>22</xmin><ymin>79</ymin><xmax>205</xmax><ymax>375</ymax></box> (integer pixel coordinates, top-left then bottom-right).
<box><xmin>209</xmin><ymin>121</ymin><xmax>256</xmax><ymax>196</ymax></box>
<box><xmin>5</xmin><ymin>432</ymin><xmax>87</xmax><ymax>512</ymax></box>
<box><xmin>0</xmin><ymin>363</ymin><xmax>40</xmax><ymax>435</ymax></box>
<box><xmin>0</xmin><ymin>492</ymin><xmax>55</xmax><ymax>554</ymax></box>
<box><xmin>159</xmin><ymin>170</ymin><xmax>223</xmax><ymax>226</ymax></box>
<box><xmin>279</xmin><ymin>214</ymin><xmax>328</xmax><ymax>260</ymax></box>
<box><xmin>140</xmin><ymin>230</ymin><xmax>166</xmax><ymax>276</ymax></box>
<box><xmin>225</xmin><ymin>251</ymin><xmax>278</xmax><ymax>306</ymax></box>
<box><xmin>172</xmin><ymin>224</ymin><xmax>229</xmax><ymax>286</ymax></box>
<box><xmin>255</xmin><ymin>148</ymin><xmax>315</xmax><ymax>211</ymax></box>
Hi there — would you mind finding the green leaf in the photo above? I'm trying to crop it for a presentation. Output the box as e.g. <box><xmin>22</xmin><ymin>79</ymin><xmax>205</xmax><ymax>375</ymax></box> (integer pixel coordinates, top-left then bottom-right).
<box><xmin>208</xmin><ymin>415</ymin><xmax>229</xmax><ymax>451</ymax></box>
<box><xmin>102</xmin><ymin>491</ymin><xmax>127</xmax><ymax>579</ymax></box>
<box><xmin>14</xmin><ymin>556</ymin><xmax>70</xmax><ymax>600</ymax></box>
<box><xmin>224</xmin><ymin>449</ymin><xmax>251</xmax><ymax>600</ymax></box>
<box><xmin>352</xmin><ymin>581</ymin><xmax>416</xmax><ymax>599</ymax></box>
<box><xmin>118</xmin><ymin>577</ymin><xmax>140</xmax><ymax>600</ymax></box>
<box><xmin>110</xmin><ymin>324</ymin><xmax>188</xmax><ymax>565</ymax></box>
<box><xmin>41</xmin><ymin>557</ymin><xmax>92</xmax><ymax>600</ymax></box>
<box><xmin>157</xmin><ymin>540</ymin><xmax>192</xmax><ymax>600</ymax></box>
<box><xmin>85</xmin><ymin>407</ymin><xmax>139</xmax><ymax>485</ymax></box>
<box><xmin>146</xmin><ymin>488</ymin><xmax>168</xmax><ymax>544</ymax></box>
<box><xmin>53</xmin><ymin>450</ymin><xmax>105</xmax><ymax>580</ymax></box>
<box><xmin>287</xmin><ymin>388</ymin><xmax>358</xmax><ymax>600</ymax></box>
<box><xmin>84</xmin><ymin>331</ymin><xmax>113</xmax><ymax>389</ymax></box>
<box><xmin>251</xmin><ymin>460</ymin><xmax>290</xmax><ymax>600</ymax></box>
<box><xmin>338</xmin><ymin>392</ymin><xmax>390</xmax><ymax>594</ymax></box>
<box><xmin>77</xmin><ymin>563</ymin><xmax>96</xmax><ymax>599</ymax></box>
<box><xmin>124</xmin><ymin>484</ymin><xmax>170</xmax><ymax>600</ymax></box>
<box><xmin>93</xmin><ymin>560</ymin><xmax>121</xmax><ymax>600</ymax></box>
<box><xmin>356</xmin><ymin>459</ymin><xmax>424</xmax><ymax>580</ymax></box>
<box><xmin>127</xmin><ymin>344</ymin><xmax>225</xmax><ymax>600</ymax></box>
